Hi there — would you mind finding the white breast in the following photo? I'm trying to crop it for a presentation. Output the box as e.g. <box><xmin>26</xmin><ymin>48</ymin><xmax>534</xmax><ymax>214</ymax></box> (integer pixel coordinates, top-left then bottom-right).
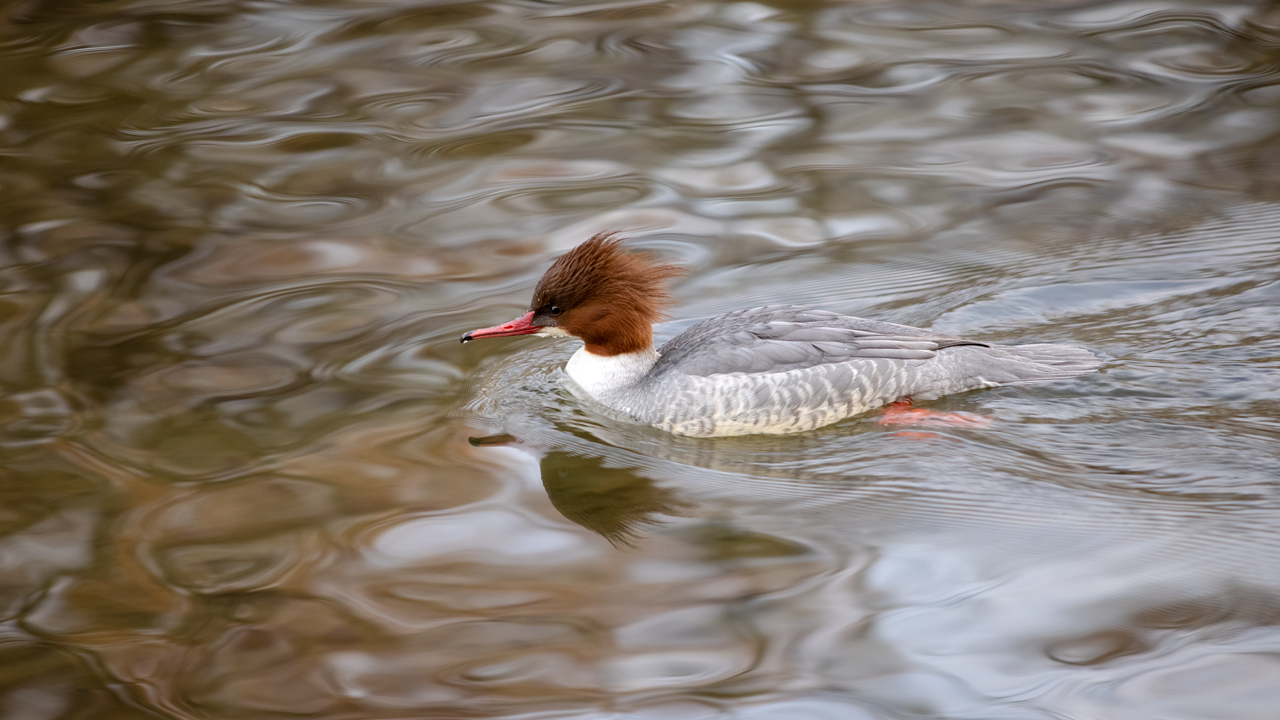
<box><xmin>564</xmin><ymin>347</ymin><xmax>658</xmax><ymax>400</ymax></box>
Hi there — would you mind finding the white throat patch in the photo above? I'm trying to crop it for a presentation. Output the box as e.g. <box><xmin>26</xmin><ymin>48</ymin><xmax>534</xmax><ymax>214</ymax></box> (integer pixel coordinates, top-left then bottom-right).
<box><xmin>564</xmin><ymin>347</ymin><xmax>658</xmax><ymax>400</ymax></box>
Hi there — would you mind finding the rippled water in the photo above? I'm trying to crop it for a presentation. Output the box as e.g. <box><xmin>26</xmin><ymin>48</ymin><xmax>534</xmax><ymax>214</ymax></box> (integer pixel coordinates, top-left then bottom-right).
<box><xmin>2</xmin><ymin>0</ymin><xmax>1280</xmax><ymax>717</ymax></box>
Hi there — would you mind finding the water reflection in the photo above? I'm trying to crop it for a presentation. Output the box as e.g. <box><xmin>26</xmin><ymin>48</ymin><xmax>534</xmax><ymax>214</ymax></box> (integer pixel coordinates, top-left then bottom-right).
<box><xmin>539</xmin><ymin>450</ymin><xmax>688</xmax><ymax>547</ymax></box>
<box><xmin>3</xmin><ymin>0</ymin><xmax>1280</xmax><ymax>717</ymax></box>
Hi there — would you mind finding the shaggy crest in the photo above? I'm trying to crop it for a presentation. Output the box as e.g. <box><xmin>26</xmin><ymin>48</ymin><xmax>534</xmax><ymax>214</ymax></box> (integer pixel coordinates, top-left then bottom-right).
<box><xmin>532</xmin><ymin>233</ymin><xmax>686</xmax><ymax>355</ymax></box>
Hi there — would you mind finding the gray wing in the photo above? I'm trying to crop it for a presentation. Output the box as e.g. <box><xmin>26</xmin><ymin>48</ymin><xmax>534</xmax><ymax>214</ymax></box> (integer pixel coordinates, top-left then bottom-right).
<box><xmin>652</xmin><ymin>305</ymin><xmax>987</xmax><ymax>378</ymax></box>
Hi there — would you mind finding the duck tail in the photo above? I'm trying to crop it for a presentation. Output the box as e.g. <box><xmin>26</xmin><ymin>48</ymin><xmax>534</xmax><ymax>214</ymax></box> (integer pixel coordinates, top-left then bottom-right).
<box><xmin>980</xmin><ymin>343</ymin><xmax>1103</xmax><ymax>384</ymax></box>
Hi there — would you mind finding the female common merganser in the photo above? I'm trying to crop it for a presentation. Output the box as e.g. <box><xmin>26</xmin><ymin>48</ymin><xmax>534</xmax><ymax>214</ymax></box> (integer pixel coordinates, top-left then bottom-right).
<box><xmin>462</xmin><ymin>233</ymin><xmax>1101</xmax><ymax>437</ymax></box>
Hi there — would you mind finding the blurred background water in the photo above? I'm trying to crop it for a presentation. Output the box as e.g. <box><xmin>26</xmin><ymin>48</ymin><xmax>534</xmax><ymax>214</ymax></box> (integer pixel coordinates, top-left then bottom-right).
<box><xmin>2</xmin><ymin>0</ymin><xmax>1280</xmax><ymax>718</ymax></box>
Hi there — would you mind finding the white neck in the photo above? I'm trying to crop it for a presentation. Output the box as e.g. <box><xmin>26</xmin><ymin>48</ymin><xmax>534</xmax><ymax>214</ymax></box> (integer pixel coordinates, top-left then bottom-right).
<box><xmin>564</xmin><ymin>345</ymin><xmax>658</xmax><ymax>399</ymax></box>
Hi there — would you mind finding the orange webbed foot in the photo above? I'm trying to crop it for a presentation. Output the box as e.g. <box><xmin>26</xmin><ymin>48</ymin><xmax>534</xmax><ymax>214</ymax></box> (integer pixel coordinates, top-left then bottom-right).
<box><xmin>878</xmin><ymin>400</ymin><xmax>992</xmax><ymax>429</ymax></box>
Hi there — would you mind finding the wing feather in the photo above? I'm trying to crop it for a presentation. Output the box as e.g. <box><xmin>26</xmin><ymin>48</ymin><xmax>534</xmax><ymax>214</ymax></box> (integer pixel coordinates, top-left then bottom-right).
<box><xmin>653</xmin><ymin>305</ymin><xmax>987</xmax><ymax>378</ymax></box>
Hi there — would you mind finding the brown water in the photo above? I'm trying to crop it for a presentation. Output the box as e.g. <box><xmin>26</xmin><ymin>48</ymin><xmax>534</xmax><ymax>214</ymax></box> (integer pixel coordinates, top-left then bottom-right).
<box><xmin>3</xmin><ymin>0</ymin><xmax>1280</xmax><ymax>717</ymax></box>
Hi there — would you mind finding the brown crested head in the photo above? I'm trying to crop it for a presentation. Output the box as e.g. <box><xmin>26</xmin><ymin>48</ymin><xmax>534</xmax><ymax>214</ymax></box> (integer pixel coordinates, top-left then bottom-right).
<box><xmin>528</xmin><ymin>232</ymin><xmax>686</xmax><ymax>356</ymax></box>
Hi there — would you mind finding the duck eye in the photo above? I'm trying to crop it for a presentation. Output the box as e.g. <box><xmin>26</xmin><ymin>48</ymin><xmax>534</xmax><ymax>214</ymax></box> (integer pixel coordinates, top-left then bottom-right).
<box><xmin>549</xmin><ymin>305</ymin><xmax>562</xmax><ymax>316</ymax></box>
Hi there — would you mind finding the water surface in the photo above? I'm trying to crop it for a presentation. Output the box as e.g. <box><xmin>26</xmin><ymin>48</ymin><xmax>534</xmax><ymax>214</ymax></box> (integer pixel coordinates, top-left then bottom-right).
<box><xmin>1</xmin><ymin>0</ymin><xmax>1279</xmax><ymax>718</ymax></box>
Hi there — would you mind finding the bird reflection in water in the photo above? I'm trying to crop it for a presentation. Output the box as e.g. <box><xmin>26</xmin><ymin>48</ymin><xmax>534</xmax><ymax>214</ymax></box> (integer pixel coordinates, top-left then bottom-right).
<box><xmin>471</xmin><ymin>433</ymin><xmax>688</xmax><ymax>546</ymax></box>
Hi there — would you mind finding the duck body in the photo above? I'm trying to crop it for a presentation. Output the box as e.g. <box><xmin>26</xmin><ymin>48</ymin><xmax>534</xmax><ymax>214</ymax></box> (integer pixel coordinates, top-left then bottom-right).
<box><xmin>562</xmin><ymin>304</ymin><xmax>1099</xmax><ymax>437</ymax></box>
<box><xmin>463</xmin><ymin>234</ymin><xmax>1101</xmax><ymax>438</ymax></box>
